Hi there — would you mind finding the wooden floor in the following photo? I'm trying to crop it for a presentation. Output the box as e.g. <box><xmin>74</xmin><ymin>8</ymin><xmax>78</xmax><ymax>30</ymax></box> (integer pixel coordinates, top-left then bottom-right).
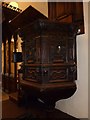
<box><xmin>2</xmin><ymin>99</ymin><xmax>80</xmax><ymax>120</ymax></box>
<box><xmin>2</xmin><ymin>91</ymin><xmax>9</xmax><ymax>101</ymax></box>
<box><xmin>2</xmin><ymin>91</ymin><xmax>80</xmax><ymax>120</ymax></box>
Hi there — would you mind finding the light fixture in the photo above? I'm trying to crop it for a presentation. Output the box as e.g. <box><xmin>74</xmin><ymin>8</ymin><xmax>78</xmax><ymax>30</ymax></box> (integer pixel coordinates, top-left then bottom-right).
<box><xmin>77</xmin><ymin>28</ymin><xmax>81</xmax><ymax>34</ymax></box>
<box><xmin>11</xmin><ymin>37</ymin><xmax>14</xmax><ymax>42</ymax></box>
<box><xmin>2</xmin><ymin>2</ymin><xmax>22</xmax><ymax>12</ymax></box>
<box><xmin>9</xmin><ymin>2</ymin><xmax>18</xmax><ymax>8</ymax></box>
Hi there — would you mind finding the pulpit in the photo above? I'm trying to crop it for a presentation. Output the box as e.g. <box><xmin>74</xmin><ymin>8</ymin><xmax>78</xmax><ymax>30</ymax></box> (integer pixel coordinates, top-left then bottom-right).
<box><xmin>18</xmin><ymin>19</ymin><xmax>78</xmax><ymax>108</ymax></box>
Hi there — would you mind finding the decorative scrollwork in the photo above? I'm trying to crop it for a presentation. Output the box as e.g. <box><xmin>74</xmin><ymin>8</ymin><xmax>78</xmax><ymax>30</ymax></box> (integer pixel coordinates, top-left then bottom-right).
<box><xmin>50</xmin><ymin>70</ymin><xmax>66</xmax><ymax>80</ymax></box>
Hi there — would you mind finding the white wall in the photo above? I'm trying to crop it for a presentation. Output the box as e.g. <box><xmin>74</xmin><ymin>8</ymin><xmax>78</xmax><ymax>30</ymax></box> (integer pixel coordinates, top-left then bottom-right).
<box><xmin>56</xmin><ymin>2</ymin><xmax>88</xmax><ymax>118</ymax></box>
<box><xmin>18</xmin><ymin>2</ymin><xmax>48</xmax><ymax>17</ymax></box>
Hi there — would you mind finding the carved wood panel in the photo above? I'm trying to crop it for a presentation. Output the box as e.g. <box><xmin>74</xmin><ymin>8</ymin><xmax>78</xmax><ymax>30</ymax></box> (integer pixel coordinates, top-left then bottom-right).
<box><xmin>19</xmin><ymin>19</ymin><xmax>77</xmax><ymax>84</ymax></box>
<box><xmin>17</xmin><ymin>17</ymin><xmax>79</xmax><ymax>106</ymax></box>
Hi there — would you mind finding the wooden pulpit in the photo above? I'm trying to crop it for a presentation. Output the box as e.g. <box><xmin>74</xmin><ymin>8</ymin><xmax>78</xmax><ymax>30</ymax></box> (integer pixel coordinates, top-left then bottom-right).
<box><xmin>18</xmin><ymin>19</ymin><xmax>78</xmax><ymax>108</ymax></box>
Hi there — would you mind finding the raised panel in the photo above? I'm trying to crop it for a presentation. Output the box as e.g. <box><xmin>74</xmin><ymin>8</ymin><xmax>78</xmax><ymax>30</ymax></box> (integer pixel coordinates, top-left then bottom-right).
<box><xmin>56</xmin><ymin>2</ymin><xmax>65</xmax><ymax>18</ymax></box>
<box><xmin>49</xmin><ymin>67</ymin><xmax>67</xmax><ymax>82</ymax></box>
<box><xmin>48</xmin><ymin>33</ymin><xmax>68</xmax><ymax>63</ymax></box>
<box><xmin>48</xmin><ymin>2</ymin><xmax>84</xmax><ymax>34</ymax></box>
<box><xmin>73</xmin><ymin>2</ymin><xmax>84</xmax><ymax>22</ymax></box>
<box><xmin>25</xmin><ymin>40</ymin><xmax>36</xmax><ymax>64</ymax></box>
<box><xmin>56</xmin><ymin>2</ymin><xmax>74</xmax><ymax>18</ymax></box>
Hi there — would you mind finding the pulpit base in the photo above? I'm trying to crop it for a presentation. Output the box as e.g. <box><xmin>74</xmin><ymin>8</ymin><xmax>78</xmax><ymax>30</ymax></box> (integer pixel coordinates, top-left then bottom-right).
<box><xmin>18</xmin><ymin>80</ymin><xmax>76</xmax><ymax>109</ymax></box>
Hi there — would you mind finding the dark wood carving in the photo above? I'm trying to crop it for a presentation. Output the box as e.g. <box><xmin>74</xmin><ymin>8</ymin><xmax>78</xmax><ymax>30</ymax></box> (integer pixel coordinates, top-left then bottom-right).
<box><xmin>2</xmin><ymin>2</ymin><xmax>21</xmax><ymax>93</ymax></box>
<box><xmin>18</xmin><ymin>19</ymin><xmax>78</xmax><ymax>108</ymax></box>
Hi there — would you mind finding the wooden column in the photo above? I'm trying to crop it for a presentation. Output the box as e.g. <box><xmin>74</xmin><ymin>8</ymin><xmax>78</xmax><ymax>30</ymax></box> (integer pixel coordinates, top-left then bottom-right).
<box><xmin>3</xmin><ymin>40</ymin><xmax>6</xmax><ymax>75</ymax></box>
<box><xmin>8</xmin><ymin>36</ymin><xmax>11</xmax><ymax>76</ymax></box>
<box><xmin>13</xmin><ymin>33</ymin><xmax>18</xmax><ymax>91</ymax></box>
<box><xmin>7</xmin><ymin>35</ymin><xmax>11</xmax><ymax>93</ymax></box>
<box><xmin>3</xmin><ymin>40</ymin><xmax>6</xmax><ymax>91</ymax></box>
